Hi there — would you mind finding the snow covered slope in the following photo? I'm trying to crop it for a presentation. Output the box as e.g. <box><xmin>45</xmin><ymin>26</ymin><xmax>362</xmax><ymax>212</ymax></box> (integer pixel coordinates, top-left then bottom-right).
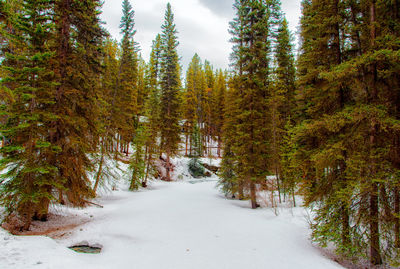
<box><xmin>0</xmin><ymin>169</ymin><xmax>343</xmax><ymax>269</ymax></box>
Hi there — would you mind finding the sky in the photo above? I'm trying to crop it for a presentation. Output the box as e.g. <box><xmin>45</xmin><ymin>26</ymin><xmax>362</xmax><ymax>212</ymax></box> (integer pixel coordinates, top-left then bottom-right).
<box><xmin>100</xmin><ymin>0</ymin><xmax>302</xmax><ymax>72</ymax></box>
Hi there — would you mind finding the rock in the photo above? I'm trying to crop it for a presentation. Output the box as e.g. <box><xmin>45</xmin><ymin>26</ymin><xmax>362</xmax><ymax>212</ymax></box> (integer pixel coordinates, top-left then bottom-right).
<box><xmin>69</xmin><ymin>242</ymin><xmax>102</xmax><ymax>254</ymax></box>
<box><xmin>92</xmin><ymin>243</ymin><xmax>103</xmax><ymax>249</ymax></box>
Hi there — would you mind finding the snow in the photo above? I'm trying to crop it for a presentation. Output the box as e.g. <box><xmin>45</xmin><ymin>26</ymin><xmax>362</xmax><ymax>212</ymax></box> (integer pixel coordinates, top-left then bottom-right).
<box><xmin>0</xmin><ymin>157</ymin><xmax>344</xmax><ymax>269</ymax></box>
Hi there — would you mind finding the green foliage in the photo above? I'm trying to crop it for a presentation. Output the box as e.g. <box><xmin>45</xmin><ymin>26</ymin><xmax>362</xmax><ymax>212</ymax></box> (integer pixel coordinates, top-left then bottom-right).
<box><xmin>159</xmin><ymin>3</ymin><xmax>181</xmax><ymax>165</ymax></box>
<box><xmin>184</xmin><ymin>54</ymin><xmax>205</xmax><ymax>155</ymax></box>
<box><xmin>190</xmin><ymin>124</ymin><xmax>202</xmax><ymax>158</ymax></box>
<box><xmin>142</xmin><ymin>34</ymin><xmax>163</xmax><ymax>178</ymax></box>
<box><xmin>0</xmin><ymin>0</ymin><xmax>108</xmax><ymax>230</ymax></box>
<box><xmin>51</xmin><ymin>0</ymin><xmax>106</xmax><ymax>207</ymax></box>
<box><xmin>223</xmin><ymin>0</ymin><xmax>275</xmax><ymax>207</ymax></box>
<box><xmin>290</xmin><ymin>0</ymin><xmax>400</xmax><ymax>264</ymax></box>
<box><xmin>0</xmin><ymin>0</ymin><xmax>60</xmax><ymax>229</ymax></box>
<box><xmin>188</xmin><ymin>158</ymin><xmax>205</xmax><ymax>178</ymax></box>
<box><xmin>117</xmin><ymin>0</ymin><xmax>138</xmax><ymax>144</ymax></box>
<box><xmin>129</xmin><ymin>123</ymin><xmax>147</xmax><ymax>191</ymax></box>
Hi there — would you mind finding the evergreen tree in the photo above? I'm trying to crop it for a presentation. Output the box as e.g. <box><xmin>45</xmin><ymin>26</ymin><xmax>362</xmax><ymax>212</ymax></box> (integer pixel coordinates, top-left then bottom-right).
<box><xmin>137</xmin><ymin>56</ymin><xmax>148</xmax><ymax>116</ymax></box>
<box><xmin>117</xmin><ymin>0</ymin><xmax>138</xmax><ymax>151</ymax></box>
<box><xmin>129</xmin><ymin>122</ymin><xmax>146</xmax><ymax>190</ymax></box>
<box><xmin>188</xmin><ymin>124</ymin><xmax>205</xmax><ymax>178</ymax></box>
<box><xmin>275</xmin><ymin>18</ymin><xmax>295</xmax><ymax>120</ymax></box>
<box><xmin>0</xmin><ymin>0</ymin><xmax>59</xmax><ymax>230</ymax></box>
<box><xmin>0</xmin><ymin>0</ymin><xmax>6</xmax><ymax>58</ymax></box>
<box><xmin>142</xmin><ymin>34</ymin><xmax>162</xmax><ymax>184</ymax></box>
<box><xmin>270</xmin><ymin>15</ymin><xmax>296</xmax><ymax>203</ymax></box>
<box><xmin>184</xmin><ymin>54</ymin><xmax>206</xmax><ymax>156</ymax></box>
<box><xmin>293</xmin><ymin>0</ymin><xmax>400</xmax><ymax>264</ymax></box>
<box><xmin>229</xmin><ymin>0</ymin><xmax>272</xmax><ymax>209</ymax></box>
<box><xmin>221</xmin><ymin>0</ymin><xmax>248</xmax><ymax>200</ymax></box>
<box><xmin>203</xmin><ymin>60</ymin><xmax>214</xmax><ymax>152</ymax></box>
<box><xmin>159</xmin><ymin>3</ymin><xmax>181</xmax><ymax>181</ymax></box>
<box><xmin>294</xmin><ymin>0</ymin><xmax>357</xmax><ymax>259</ymax></box>
<box><xmin>101</xmin><ymin>38</ymin><xmax>120</xmax><ymax>154</ymax></box>
<box><xmin>93</xmin><ymin>37</ymin><xmax>119</xmax><ymax>194</ymax></box>
<box><xmin>219</xmin><ymin>76</ymin><xmax>241</xmax><ymax>198</ymax></box>
<box><xmin>52</xmin><ymin>0</ymin><xmax>106</xmax><ymax>207</ymax></box>
<box><xmin>213</xmin><ymin>70</ymin><xmax>226</xmax><ymax>157</ymax></box>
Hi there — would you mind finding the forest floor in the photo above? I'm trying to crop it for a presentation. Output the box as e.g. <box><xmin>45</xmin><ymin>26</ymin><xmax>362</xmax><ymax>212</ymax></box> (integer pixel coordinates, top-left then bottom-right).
<box><xmin>0</xmin><ymin>157</ymin><xmax>344</xmax><ymax>269</ymax></box>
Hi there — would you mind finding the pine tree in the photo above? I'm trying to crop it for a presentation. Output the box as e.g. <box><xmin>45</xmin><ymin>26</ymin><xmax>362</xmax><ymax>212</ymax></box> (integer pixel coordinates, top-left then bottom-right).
<box><xmin>213</xmin><ymin>70</ymin><xmax>226</xmax><ymax>157</ymax></box>
<box><xmin>188</xmin><ymin>124</ymin><xmax>205</xmax><ymax>178</ymax></box>
<box><xmin>275</xmin><ymin>18</ymin><xmax>295</xmax><ymax>120</ymax></box>
<box><xmin>137</xmin><ymin>56</ymin><xmax>148</xmax><ymax>116</ymax></box>
<box><xmin>270</xmin><ymin>15</ymin><xmax>296</xmax><ymax>203</ymax></box>
<box><xmin>93</xmin><ymin>37</ymin><xmax>119</xmax><ymax>194</ymax></box>
<box><xmin>142</xmin><ymin>34</ymin><xmax>162</xmax><ymax>184</ymax></box>
<box><xmin>159</xmin><ymin>3</ymin><xmax>181</xmax><ymax>181</ymax></box>
<box><xmin>184</xmin><ymin>54</ymin><xmax>207</xmax><ymax>156</ymax></box>
<box><xmin>52</xmin><ymin>0</ymin><xmax>106</xmax><ymax>207</ymax></box>
<box><xmin>294</xmin><ymin>0</ymin><xmax>356</xmax><ymax>259</ymax></box>
<box><xmin>0</xmin><ymin>0</ymin><xmax>59</xmax><ymax>230</ymax></box>
<box><xmin>219</xmin><ymin>76</ymin><xmax>240</xmax><ymax>198</ymax></box>
<box><xmin>203</xmin><ymin>60</ymin><xmax>215</xmax><ymax>153</ymax></box>
<box><xmin>220</xmin><ymin>0</ymin><xmax>248</xmax><ymax>200</ymax></box>
<box><xmin>0</xmin><ymin>0</ymin><xmax>6</xmax><ymax>58</ymax></box>
<box><xmin>117</xmin><ymin>0</ymin><xmax>138</xmax><ymax>152</ymax></box>
<box><xmin>294</xmin><ymin>0</ymin><xmax>400</xmax><ymax>264</ymax></box>
<box><xmin>229</xmin><ymin>0</ymin><xmax>272</xmax><ymax>209</ymax></box>
<box><xmin>129</xmin><ymin>122</ymin><xmax>146</xmax><ymax>190</ymax></box>
<box><xmin>102</xmin><ymin>38</ymin><xmax>120</xmax><ymax>152</ymax></box>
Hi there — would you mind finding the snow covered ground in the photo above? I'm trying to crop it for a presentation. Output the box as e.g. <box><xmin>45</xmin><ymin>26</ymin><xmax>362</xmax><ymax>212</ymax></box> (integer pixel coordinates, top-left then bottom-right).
<box><xmin>0</xmin><ymin>158</ymin><xmax>344</xmax><ymax>269</ymax></box>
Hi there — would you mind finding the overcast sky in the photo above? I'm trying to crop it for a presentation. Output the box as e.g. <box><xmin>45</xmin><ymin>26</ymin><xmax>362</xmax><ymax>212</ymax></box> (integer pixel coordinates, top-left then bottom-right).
<box><xmin>100</xmin><ymin>0</ymin><xmax>302</xmax><ymax>72</ymax></box>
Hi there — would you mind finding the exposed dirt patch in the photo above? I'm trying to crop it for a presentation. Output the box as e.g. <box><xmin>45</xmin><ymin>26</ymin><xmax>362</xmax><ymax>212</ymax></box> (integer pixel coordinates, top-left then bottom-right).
<box><xmin>2</xmin><ymin>213</ymin><xmax>90</xmax><ymax>239</ymax></box>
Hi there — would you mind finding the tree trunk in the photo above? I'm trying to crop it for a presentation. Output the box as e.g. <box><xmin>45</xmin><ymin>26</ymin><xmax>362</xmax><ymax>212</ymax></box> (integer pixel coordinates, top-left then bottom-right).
<box><xmin>142</xmin><ymin>145</ymin><xmax>149</xmax><ymax>188</ymax></box>
<box><xmin>369</xmin><ymin>120</ymin><xmax>382</xmax><ymax>265</ymax></box>
<box><xmin>116</xmin><ymin>133</ymin><xmax>120</xmax><ymax>154</ymax></box>
<box><xmin>93</xmin><ymin>144</ymin><xmax>105</xmax><ymax>194</ymax></box>
<box><xmin>250</xmin><ymin>181</ymin><xmax>259</xmax><ymax>209</ymax></box>
<box><xmin>144</xmin><ymin>159</ymin><xmax>150</xmax><ymax>187</ymax></box>
<box><xmin>189</xmin><ymin>136</ymin><xmax>192</xmax><ymax>156</ymax></box>
<box><xmin>217</xmin><ymin>136</ymin><xmax>221</xmax><ymax>158</ymax></box>
<box><xmin>33</xmin><ymin>197</ymin><xmax>50</xmax><ymax>222</ymax></box>
<box><xmin>369</xmin><ymin>122</ymin><xmax>381</xmax><ymax>265</ymax></box>
<box><xmin>341</xmin><ymin>204</ymin><xmax>350</xmax><ymax>247</ymax></box>
<box><xmin>166</xmin><ymin>151</ymin><xmax>171</xmax><ymax>181</ymax></box>
<box><xmin>33</xmin><ymin>185</ymin><xmax>52</xmax><ymax>222</ymax></box>
<box><xmin>276</xmin><ymin>168</ymin><xmax>282</xmax><ymax>204</ymax></box>
<box><xmin>370</xmin><ymin>181</ymin><xmax>382</xmax><ymax>265</ymax></box>
<box><xmin>22</xmin><ymin>204</ymin><xmax>33</xmax><ymax>231</ymax></box>
<box><xmin>58</xmin><ymin>189</ymin><xmax>65</xmax><ymax>205</ymax></box>
<box><xmin>395</xmin><ymin>187</ymin><xmax>400</xmax><ymax>248</ymax></box>
<box><xmin>292</xmin><ymin>190</ymin><xmax>296</xmax><ymax>207</ymax></box>
<box><xmin>130</xmin><ymin>169</ymin><xmax>137</xmax><ymax>190</ymax></box>
<box><xmin>238</xmin><ymin>180</ymin><xmax>244</xmax><ymax>200</ymax></box>
<box><xmin>185</xmin><ymin>134</ymin><xmax>188</xmax><ymax>156</ymax></box>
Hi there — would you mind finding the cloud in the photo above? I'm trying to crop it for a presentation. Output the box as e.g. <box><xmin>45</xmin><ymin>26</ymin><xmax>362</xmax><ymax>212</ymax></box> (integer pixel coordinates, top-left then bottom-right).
<box><xmin>198</xmin><ymin>0</ymin><xmax>235</xmax><ymax>18</ymax></box>
<box><xmin>281</xmin><ymin>0</ymin><xmax>302</xmax><ymax>35</ymax></box>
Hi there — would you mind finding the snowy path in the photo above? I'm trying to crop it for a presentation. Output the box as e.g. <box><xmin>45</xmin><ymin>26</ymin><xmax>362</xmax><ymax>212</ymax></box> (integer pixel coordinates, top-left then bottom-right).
<box><xmin>1</xmin><ymin>180</ymin><xmax>344</xmax><ymax>269</ymax></box>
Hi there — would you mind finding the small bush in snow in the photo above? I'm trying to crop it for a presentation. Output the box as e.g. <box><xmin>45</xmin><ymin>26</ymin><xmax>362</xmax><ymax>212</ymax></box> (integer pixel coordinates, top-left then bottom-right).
<box><xmin>188</xmin><ymin>159</ymin><xmax>205</xmax><ymax>178</ymax></box>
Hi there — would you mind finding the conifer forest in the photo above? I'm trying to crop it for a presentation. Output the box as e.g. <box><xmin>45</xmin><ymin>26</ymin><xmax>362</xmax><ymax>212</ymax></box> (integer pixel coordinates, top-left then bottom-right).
<box><xmin>1</xmin><ymin>0</ymin><xmax>400</xmax><ymax>268</ymax></box>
